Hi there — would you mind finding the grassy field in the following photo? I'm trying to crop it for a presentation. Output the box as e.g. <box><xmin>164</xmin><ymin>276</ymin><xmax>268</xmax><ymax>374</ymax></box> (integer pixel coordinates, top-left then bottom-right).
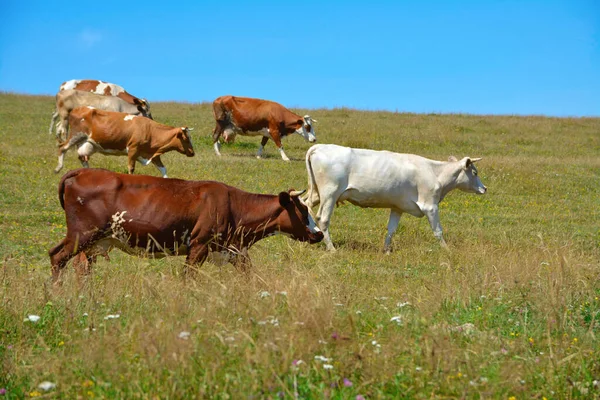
<box><xmin>0</xmin><ymin>92</ymin><xmax>599</xmax><ymax>399</ymax></box>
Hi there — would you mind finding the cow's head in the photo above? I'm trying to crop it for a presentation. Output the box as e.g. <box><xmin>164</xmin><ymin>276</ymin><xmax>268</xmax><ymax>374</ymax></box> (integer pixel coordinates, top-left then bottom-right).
<box><xmin>449</xmin><ymin>156</ymin><xmax>487</xmax><ymax>194</ymax></box>
<box><xmin>277</xmin><ymin>189</ymin><xmax>323</xmax><ymax>244</ymax></box>
<box><xmin>134</xmin><ymin>98</ymin><xmax>153</xmax><ymax>119</ymax></box>
<box><xmin>295</xmin><ymin>115</ymin><xmax>317</xmax><ymax>143</ymax></box>
<box><xmin>172</xmin><ymin>127</ymin><xmax>195</xmax><ymax>157</ymax></box>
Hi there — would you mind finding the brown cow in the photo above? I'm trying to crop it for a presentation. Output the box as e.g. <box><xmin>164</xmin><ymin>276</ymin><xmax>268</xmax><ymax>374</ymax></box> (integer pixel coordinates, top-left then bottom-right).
<box><xmin>54</xmin><ymin>107</ymin><xmax>194</xmax><ymax>177</ymax></box>
<box><xmin>49</xmin><ymin>90</ymin><xmax>152</xmax><ymax>142</ymax></box>
<box><xmin>48</xmin><ymin>168</ymin><xmax>324</xmax><ymax>283</ymax></box>
<box><xmin>212</xmin><ymin>95</ymin><xmax>318</xmax><ymax>161</ymax></box>
<box><xmin>59</xmin><ymin>79</ymin><xmax>152</xmax><ymax>118</ymax></box>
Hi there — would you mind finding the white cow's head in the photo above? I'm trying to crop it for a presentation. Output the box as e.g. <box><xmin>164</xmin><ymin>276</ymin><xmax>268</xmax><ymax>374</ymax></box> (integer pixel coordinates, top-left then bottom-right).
<box><xmin>450</xmin><ymin>156</ymin><xmax>487</xmax><ymax>194</ymax></box>
<box><xmin>295</xmin><ymin>115</ymin><xmax>317</xmax><ymax>143</ymax></box>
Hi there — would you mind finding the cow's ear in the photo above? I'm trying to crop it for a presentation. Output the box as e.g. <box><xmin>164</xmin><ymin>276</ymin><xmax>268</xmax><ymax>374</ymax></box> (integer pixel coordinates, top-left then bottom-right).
<box><xmin>297</xmin><ymin>119</ymin><xmax>304</xmax><ymax>127</ymax></box>
<box><xmin>448</xmin><ymin>156</ymin><xmax>458</xmax><ymax>162</ymax></box>
<box><xmin>279</xmin><ymin>192</ymin><xmax>291</xmax><ymax>207</ymax></box>
<box><xmin>460</xmin><ymin>157</ymin><xmax>472</xmax><ymax>169</ymax></box>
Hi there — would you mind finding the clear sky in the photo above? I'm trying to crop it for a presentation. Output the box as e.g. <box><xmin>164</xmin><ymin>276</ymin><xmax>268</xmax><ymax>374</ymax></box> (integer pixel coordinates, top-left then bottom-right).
<box><xmin>1</xmin><ymin>1</ymin><xmax>598</xmax><ymax>116</ymax></box>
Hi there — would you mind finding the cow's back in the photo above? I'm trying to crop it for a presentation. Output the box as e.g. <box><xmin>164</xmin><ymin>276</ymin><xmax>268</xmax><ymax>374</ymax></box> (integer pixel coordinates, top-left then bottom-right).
<box><xmin>310</xmin><ymin>144</ymin><xmax>427</xmax><ymax>210</ymax></box>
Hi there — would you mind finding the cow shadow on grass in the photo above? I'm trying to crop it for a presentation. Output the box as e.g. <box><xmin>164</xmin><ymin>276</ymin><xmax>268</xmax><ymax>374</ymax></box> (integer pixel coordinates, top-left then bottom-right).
<box><xmin>332</xmin><ymin>239</ymin><xmax>380</xmax><ymax>252</ymax></box>
<box><xmin>227</xmin><ymin>153</ymin><xmax>303</xmax><ymax>162</ymax></box>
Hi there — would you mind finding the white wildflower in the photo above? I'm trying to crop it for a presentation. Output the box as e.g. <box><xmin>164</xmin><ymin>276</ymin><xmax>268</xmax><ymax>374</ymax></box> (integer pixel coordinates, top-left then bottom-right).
<box><xmin>323</xmin><ymin>364</ymin><xmax>334</xmax><ymax>370</ymax></box>
<box><xmin>178</xmin><ymin>331</ymin><xmax>191</xmax><ymax>340</ymax></box>
<box><xmin>103</xmin><ymin>314</ymin><xmax>120</xmax><ymax>320</ymax></box>
<box><xmin>397</xmin><ymin>301</ymin><xmax>411</xmax><ymax>308</ymax></box>
<box><xmin>314</xmin><ymin>355</ymin><xmax>332</xmax><ymax>362</ymax></box>
<box><xmin>260</xmin><ymin>291</ymin><xmax>271</xmax><ymax>298</ymax></box>
<box><xmin>38</xmin><ymin>381</ymin><xmax>56</xmax><ymax>391</ymax></box>
<box><xmin>25</xmin><ymin>315</ymin><xmax>41</xmax><ymax>323</ymax></box>
<box><xmin>390</xmin><ymin>316</ymin><xmax>402</xmax><ymax>325</ymax></box>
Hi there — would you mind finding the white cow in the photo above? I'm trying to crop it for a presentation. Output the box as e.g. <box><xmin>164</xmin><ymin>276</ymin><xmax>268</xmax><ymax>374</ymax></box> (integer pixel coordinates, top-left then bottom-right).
<box><xmin>304</xmin><ymin>144</ymin><xmax>487</xmax><ymax>252</ymax></box>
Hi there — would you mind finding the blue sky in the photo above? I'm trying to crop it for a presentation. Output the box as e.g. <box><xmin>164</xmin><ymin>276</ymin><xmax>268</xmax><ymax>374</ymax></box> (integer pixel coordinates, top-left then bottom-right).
<box><xmin>1</xmin><ymin>1</ymin><xmax>598</xmax><ymax>116</ymax></box>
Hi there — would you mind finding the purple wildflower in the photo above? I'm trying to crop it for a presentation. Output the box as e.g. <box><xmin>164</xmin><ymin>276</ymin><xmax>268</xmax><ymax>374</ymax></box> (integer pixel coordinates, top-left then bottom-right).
<box><xmin>343</xmin><ymin>378</ymin><xmax>353</xmax><ymax>387</ymax></box>
<box><xmin>0</xmin><ymin>388</ymin><xmax>6</xmax><ymax>395</ymax></box>
<box><xmin>356</xmin><ymin>395</ymin><xmax>366</xmax><ymax>400</ymax></box>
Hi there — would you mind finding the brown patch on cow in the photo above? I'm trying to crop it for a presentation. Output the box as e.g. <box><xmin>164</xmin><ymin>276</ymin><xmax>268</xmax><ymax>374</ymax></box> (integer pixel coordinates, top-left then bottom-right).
<box><xmin>103</xmin><ymin>85</ymin><xmax>111</xmax><ymax>95</ymax></box>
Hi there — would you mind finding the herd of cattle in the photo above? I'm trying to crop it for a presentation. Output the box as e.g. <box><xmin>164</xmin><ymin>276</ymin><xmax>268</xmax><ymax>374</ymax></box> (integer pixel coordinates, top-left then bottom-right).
<box><xmin>47</xmin><ymin>79</ymin><xmax>487</xmax><ymax>283</ymax></box>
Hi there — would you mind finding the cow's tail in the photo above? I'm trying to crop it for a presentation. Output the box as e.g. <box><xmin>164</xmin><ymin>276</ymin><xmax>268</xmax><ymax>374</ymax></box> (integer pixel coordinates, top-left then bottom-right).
<box><xmin>57</xmin><ymin>169</ymin><xmax>83</xmax><ymax>210</ymax></box>
<box><xmin>304</xmin><ymin>145</ymin><xmax>320</xmax><ymax>207</ymax></box>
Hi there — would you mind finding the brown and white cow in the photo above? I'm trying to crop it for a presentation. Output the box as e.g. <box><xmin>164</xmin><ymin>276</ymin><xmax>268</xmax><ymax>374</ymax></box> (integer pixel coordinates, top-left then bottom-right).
<box><xmin>49</xmin><ymin>89</ymin><xmax>152</xmax><ymax>142</ymax></box>
<box><xmin>54</xmin><ymin>107</ymin><xmax>194</xmax><ymax>177</ymax></box>
<box><xmin>59</xmin><ymin>79</ymin><xmax>152</xmax><ymax>118</ymax></box>
<box><xmin>212</xmin><ymin>95</ymin><xmax>317</xmax><ymax>161</ymax></box>
<box><xmin>48</xmin><ymin>168</ymin><xmax>324</xmax><ymax>282</ymax></box>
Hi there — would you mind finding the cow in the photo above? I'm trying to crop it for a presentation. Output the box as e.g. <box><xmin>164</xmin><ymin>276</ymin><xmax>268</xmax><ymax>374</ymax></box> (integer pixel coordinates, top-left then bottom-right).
<box><xmin>48</xmin><ymin>168</ymin><xmax>324</xmax><ymax>283</ymax></box>
<box><xmin>304</xmin><ymin>144</ymin><xmax>487</xmax><ymax>253</ymax></box>
<box><xmin>49</xmin><ymin>89</ymin><xmax>152</xmax><ymax>142</ymax></box>
<box><xmin>54</xmin><ymin>107</ymin><xmax>195</xmax><ymax>178</ymax></box>
<box><xmin>212</xmin><ymin>95</ymin><xmax>317</xmax><ymax>161</ymax></box>
<box><xmin>59</xmin><ymin>79</ymin><xmax>151</xmax><ymax>117</ymax></box>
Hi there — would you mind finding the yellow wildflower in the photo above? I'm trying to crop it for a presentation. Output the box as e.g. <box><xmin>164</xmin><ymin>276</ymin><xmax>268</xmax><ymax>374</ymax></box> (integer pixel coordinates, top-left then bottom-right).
<box><xmin>82</xmin><ymin>380</ymin><xmax>94</xmax><ymax>388</ymax></box>
<box><xmin>58</xmin><ymin>341</ymin><xmax>64</xmax><ymax>346</ymax></box>
<box><xmin>528</xmin><ymin>337</ymin><xmax>534</xmax><ymax>344</ymax></box>
<box><xmin>508</xmin><ymin>397</ymin><xmax>516</xmax><ymax>400</ymax></box>
<box><xmin>29</xmin><ymin>391</ymin><xmax>41</xmax><ymax>397</ymax></box>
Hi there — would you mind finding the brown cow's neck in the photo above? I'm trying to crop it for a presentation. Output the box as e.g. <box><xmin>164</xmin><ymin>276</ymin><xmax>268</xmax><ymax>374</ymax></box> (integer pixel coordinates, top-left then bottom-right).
<box><xmin>231</xmin><ymin>193</ymin><xmax>283</xmax><ymax>245</ymax></box>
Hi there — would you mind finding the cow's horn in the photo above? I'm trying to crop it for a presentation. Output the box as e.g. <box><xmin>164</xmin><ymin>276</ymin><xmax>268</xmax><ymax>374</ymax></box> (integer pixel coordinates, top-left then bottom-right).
<box><xmin>290</xmin><ymin>189</ymin><xmax>306</xmax><ymax>197</ymax></box>
<box><xmin>471</xmin><ymin>157</ymin><xmax>482</xmax><ymax>162</ymax></box>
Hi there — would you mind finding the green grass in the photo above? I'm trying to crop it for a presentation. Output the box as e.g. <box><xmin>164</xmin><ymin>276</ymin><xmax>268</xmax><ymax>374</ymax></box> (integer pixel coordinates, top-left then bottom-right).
<box><xmin>1</xmin><ymin>92</ymin><xmax>599</xmax><ymax>398</ymax></box>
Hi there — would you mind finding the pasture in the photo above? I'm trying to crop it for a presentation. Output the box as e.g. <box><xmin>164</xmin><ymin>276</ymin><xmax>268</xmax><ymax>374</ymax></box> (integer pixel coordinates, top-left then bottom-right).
<box><xmin>1</xmin><ymin>92</ymin><xmax>599</xmax><ymax>398</ymax></box>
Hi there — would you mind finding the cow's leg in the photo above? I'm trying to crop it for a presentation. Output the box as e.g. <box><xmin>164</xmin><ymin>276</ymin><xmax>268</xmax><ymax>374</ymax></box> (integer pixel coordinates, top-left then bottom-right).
<box><xmin>383</xmin><ymin>209</ymin><xmax>402</xmax><ymax>254</ymax></box>
<box><xmin>213</xmin><ymin>122</ymin><xmax>224</xmax><ymax>156</ymax></box>
<box><xmin>422</xmin><ymin>204</ymin><xmax>448</xmax><ymax>248</ymax></box>
<box><xmin>269</xmin><ymin>130</ymin><xmax>290</xmax><ymax>162</ymax></box>
<box><xmin>184</xmin><ymin>242</ymin><xmax>210</xmax><ymax>276</ymax></box>
<box><xmin>232</xmin><ymin>247</ymin><xmax>252</xmax><ymax>272</ymax></box>
<box><xmin>72</xmin><ymin>252</ymin><xmax>96</xmax><ymax>279</ymax></box>
<box><xmin>150</xmin><ymin>156</ymin><xmax>168</xmax><ymax>178</ymax></box>
<box><xmin>49</xmin><ymin>231</ymin><xmax>98</xmax><ymax>284</ymax></box>
<box><xmin>49</xmin><ymin>111</ymin><xmax>58</xmax><ymax>137</ymax></box>
<box><xmin>315</xmin><ymin>198</ymin><xmax>337</xmax><ymax>251</ymax></box>
<box><xmin>257</xmin><ymin>136</ymin><xmax>269</xmax><ymax>159</ymax></box>
<box><xmin>127</xmin><ymin>148</ymin><xmax>138</xmax><ymax>174</ymax></box>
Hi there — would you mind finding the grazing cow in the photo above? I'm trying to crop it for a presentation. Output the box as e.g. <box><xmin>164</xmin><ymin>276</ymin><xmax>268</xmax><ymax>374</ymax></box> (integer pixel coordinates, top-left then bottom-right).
<box><xmin>49</xmin><ymin>89</ymin><xmax>152</xmax><ymax>141</ymax></box>
<box><xmin>59</xmin><ymin>79</ymin><xmax>151</xmax><ymax>117</ymax></box>
<box><xmin>304</xmin><ymin>144</ymin><xmax>487</xmax><ymax>252</ymax></box>
<box><xmin>212</xmin><ymin>95</ymin><xmax>317</xmax><ymax>161</ymax></box>
<box><xmin>48</xmin><ymin>168</ymin><xmax>323</xmax><ymax>283</ymax></box>
<box><xmin>54</xmin><ymin>107</ymin><xmax>194</xmax><ymax>177</ymax></box>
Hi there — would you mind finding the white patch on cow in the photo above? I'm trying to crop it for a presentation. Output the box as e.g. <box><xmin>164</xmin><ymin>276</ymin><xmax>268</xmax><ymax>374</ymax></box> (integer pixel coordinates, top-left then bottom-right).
<box><xmin>124</xmin><ymin>115</ymin><xmax>136</xmax><ymax>121</ymax></box>
<box><xmin>86</xmin><ymin>106</ymin><xmax>95</xmax><ymax>109</ymax></box>
<box><xmin>214</xmin><ymin>141</ymin><xmax>222</xmax><ymax>156</ymax></box>
<box><xmin>60</xmin><ymin>79</ymin><xmax>81</xmax><ymax>91</ymax></box>
<box><xmin>278</xmin><ymin>147</ymin><xmax>291</xmax><ymax>162</ymax></box>
<box><xmin>77</xmin><ymin>196</ymin><xmax>84</xmax><ymax>205</ymax></box>
<box><xmin>155</xmin><ymin>164</ymin><xmax>167</xmax><ymax>178</ymax></box>
<box><xmin>110</xmin><ymin>211</ymin><xmax>129</xmax><ymax>243</ymax></box>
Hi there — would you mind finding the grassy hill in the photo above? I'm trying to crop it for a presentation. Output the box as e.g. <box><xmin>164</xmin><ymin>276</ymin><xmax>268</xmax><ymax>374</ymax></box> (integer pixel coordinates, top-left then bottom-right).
<box><xmin>1</xmin><ymin>92</ymin><xmax>599</xmax><ymax>398</ymax></box>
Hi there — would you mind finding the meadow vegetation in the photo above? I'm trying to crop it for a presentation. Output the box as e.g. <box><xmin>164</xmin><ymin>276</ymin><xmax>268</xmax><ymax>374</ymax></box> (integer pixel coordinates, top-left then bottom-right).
<box><xmin>0</xmin><ymin>92</ymin><xmax>599</xmax><ymax>398</ymax></box>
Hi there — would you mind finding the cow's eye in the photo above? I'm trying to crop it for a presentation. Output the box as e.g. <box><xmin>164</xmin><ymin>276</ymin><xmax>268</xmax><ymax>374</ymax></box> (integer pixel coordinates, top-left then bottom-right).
<box><xmin>473</xmin><ymin>170</ymin><xmax>478</xmax><ymax>176</ymax></box>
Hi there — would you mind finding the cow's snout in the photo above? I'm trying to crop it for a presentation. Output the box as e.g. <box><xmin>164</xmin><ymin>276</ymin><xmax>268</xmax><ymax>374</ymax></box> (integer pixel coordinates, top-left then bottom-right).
<box><xmin>478</xmin><ymin>185</ymin><xmax>487</xmax><ymax>194</ymax></box>
<box><xmin>309</xmin><ymin>137</ymin><xmax>317</xmax><ymax>143</ymax></box>
<box><xmin>187</xmin><ymin>149</ymin><xmax>195</xmax><ymax>157</ymax></box>
<box><xmin>309</xmin><ymin>230</ymin><xmax>324</xmax><ymax>243</ymax></box>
